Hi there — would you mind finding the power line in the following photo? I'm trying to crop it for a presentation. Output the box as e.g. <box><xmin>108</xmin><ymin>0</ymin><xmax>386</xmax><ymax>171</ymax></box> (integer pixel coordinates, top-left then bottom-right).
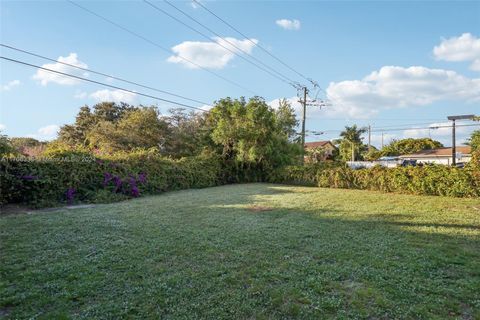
<box><xmin>1</xmin><ymin>56</ymin><xmax>208</xmax><ymax>112</ymax></box>
<box><xmin>370</xmin><ymin>123</ymin><xmax>480</xmax><ymax>133</ymax></box>
<box><xmin>144</xmin><ymin>0</ymin><xmax>296</xmax><ymax>87</ymax></box>
<box><xmin>191</xmin><ymin>0</ymin><xmax>312</xmax><ymax>85</ymax></box>
<box><xmin>314</xmin><ymin>123</ymin><xmax>480</xmax><ymax>134</ymax></box>
<box><xmin>1</xmin><ymin>43</ymin><xmax>211</xmax><ymax>106</ymax></box>
<box><xmin>67</xmin><ymin>0</ymin><xmax>257</xmax><ymax>95</ymax></box>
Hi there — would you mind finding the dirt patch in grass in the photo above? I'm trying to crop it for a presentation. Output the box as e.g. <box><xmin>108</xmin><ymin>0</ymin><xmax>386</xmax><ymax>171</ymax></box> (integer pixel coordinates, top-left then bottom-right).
<box><xmin>247</xmin><ymin>205</ymin><xmax>274</xmax><ymax>212</ymax></box>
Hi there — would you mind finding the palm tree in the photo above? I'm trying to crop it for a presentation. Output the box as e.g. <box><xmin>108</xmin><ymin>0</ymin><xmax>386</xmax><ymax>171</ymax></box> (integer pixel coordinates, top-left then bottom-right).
<box><xmin>338</xmin><ymin>125</ymin><xmax>367</xmax><ymax>161</ymax></box>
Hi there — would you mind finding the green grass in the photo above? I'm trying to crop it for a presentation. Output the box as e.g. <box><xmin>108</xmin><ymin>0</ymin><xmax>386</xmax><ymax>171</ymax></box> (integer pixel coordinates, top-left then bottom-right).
<box><xmin>1</xmin><ymin>184</ymin><xmax>479</xmax><ymax>319</ymax></box>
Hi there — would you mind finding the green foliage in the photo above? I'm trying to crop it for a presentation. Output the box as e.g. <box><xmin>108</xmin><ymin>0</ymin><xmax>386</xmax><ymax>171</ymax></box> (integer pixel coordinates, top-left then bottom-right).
<box><xmin>467</xmin><ymin>130</ymin><xmax>480</xmax><ymax>151</ymax></box>
<box><xmin>9</xmin><ymin>137</ymin><xmax>46</xmax><ymax>156</ymax></box>
<box><xmin>0</xmin><ymin>133</ymin><xmax>16</xmax><ymax>155</ymax></box>
<box><xmin>381</xmin><ymin>138</ymin><xmax>443</xmax><ymax>156</ymax></box>
<box><xmin>165</xmin><ymin>108</ymin><xmax>212</xmax><ymax>158</ymax></box>
<box><xmin>0</xmin><ymin>151</ymin><xmax>224</xmax><ymax>208</ymax></box>
<box><xmin>270</xmin><ymin>164</ymin><xmax>480</xmax><ymax>197</ymax></box>
<box><xmin>335</xmin><ymin>125</ymin><xmax>367</xmax><ymax>161</ymax></box>
<box><xmin>208</xmin><ymin>97</ymin><xmax>300</xmax><ymax>180</ymax></box>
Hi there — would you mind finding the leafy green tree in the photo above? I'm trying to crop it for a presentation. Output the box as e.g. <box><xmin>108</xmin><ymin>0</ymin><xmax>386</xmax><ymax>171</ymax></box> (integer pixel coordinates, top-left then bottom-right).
<box><xmin>0</xmin><ymin>133</ymin><xmax>16</xmax><ymax>155</ymax></box>
<box><xmin>208</xmin><ymin>97</ymin><xmax>300</xmax><ymax>173</ymax></box>
<box><xmin>381</xmin><ymin>138</ymin><xmax>443</xmax><ymax>156</ymax></box>
<box><xmin>165</xmin><ymin>108</ymin><xmax>212</xmax><ymax>158</ymax></box>
<box><xmin>87</xmin><ymin>107</ymin><xmax>169</xmax><ymax>153</ymax></box>
<box><xmin>335</xmin><ymin>125</ymin><xmax>367</xmax><ymax>161</ymax></box>
<box><xmin>467</xmin><ymin>130</ymin><xmax>480</xmax><ymax>151</ymax></box>
<box><xmin>58</xmin><ymin>102</ymin><xmax>135</xmax><ymax>147</ymax></box>
<box><xmin>274</xmin><ymin>98</ymin><xmax>298</xmax><ymax>141</ymax></box>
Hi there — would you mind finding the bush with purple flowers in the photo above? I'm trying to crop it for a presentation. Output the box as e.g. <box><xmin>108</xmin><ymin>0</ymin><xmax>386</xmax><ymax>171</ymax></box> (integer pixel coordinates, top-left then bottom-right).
<box><xmin>0</xmin><ymin>150</ymin><xmax>224</xmax><ymax>208</ymax></box>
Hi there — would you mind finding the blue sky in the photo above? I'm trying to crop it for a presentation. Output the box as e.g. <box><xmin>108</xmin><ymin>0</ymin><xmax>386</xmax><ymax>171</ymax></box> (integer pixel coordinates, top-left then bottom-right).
<box><xmin>1</xmin><ymin>0</ymin><xmax>479</xmax><ymax>147</ymax></box>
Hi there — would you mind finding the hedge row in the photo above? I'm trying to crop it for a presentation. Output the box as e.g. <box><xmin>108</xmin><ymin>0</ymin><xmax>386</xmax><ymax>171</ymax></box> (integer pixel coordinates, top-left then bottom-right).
<box><xmin>0</xmin><ymin>150</ymin><xmax>225</xmax><ymax>208</ymax></box>
<box><xmin>2</xmin><ymin>150</ymin><xmax>479</xmax><ymax>208</ymax></box>
<box><xmin>268</xmin><ymin>161</ymin><xmax>480</xmax><ymax>198</ymax></box>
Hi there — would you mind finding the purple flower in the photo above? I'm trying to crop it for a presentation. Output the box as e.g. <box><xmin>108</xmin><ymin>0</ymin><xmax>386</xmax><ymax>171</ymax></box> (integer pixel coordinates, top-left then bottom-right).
<box><xmin>103</xmin><ymin>172</ymin><xmax>113</xmax><ymax>187</ymax></box>
<box><xmin>66</xmin><ymin>188</ymin><xmax>76</xmax><ymax>205</ymax></box>
<box><xmin>137</xmin><ymin>173</ymin><xmax>147</xmax><ymax>184</ymax></box>
<box><xmin>113</xmin><ymin>176</ymin><xmax>122</xmax><ymax>192</ymax></box>
<box><xmin>20</xmin><ymin>175</ymin><xmax>38</xmax><ymax>181</ymax></box>
<box><xmin>131</xmin><ymin>185</ymin><xmax>140</xmax><ymax>197</ymax></box>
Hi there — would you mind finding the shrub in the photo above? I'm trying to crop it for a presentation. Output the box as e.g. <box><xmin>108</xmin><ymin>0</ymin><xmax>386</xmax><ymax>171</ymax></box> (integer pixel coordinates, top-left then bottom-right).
<box><xmin>0</xmin><ymin>150</ymin><xmax>224</xmax><ymax>208</ymax></box>
<box><xmin>269</xmin><ymin>163</ymin><xmax>480</xmax><ymax>198</ymax></box>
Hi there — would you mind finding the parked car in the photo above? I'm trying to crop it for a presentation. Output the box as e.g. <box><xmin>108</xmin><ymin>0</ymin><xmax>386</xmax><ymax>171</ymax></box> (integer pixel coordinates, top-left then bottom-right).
<box><xmin>400</xmin><ymin>159</ymin><xmax>417</xmax><ymax>167</ymax></box>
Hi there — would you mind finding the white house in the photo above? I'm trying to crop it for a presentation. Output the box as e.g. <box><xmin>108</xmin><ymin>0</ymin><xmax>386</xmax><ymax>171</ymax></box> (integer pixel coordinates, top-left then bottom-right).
<box><xmin>399</xmin><ymin>146</ymin><xmax>472</xmax><ymax>165</ymax></box>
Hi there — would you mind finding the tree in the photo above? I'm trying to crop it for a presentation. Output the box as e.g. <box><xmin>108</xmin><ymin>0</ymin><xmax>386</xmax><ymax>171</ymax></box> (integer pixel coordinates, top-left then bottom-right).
<box><xmin>0</xmin><ymin>133</ymin><xmax>16</xmax><ymax>155</ymax></box>
<box><xmin>467</xmin><ymin>130</ymin><xmax>480</xmax><ymax>151</ymax></box>
<box><xmin>164</xmin><ymin>108</ymin><xmax>212</xmax><ymax>158</ymax></box>
<box><xmin>87</xmin><ymin>107</ymin><xmax>169</xmax><ymax>153</ymax></box>
<box><xmin>208</xmin><ymin>97</ymin><xmax>300</xmax><ymax>173</ymax></box>
<box><xmin>274</xmin><ymin>98</ymin><xmax>298</xmax><ymax>141</ymax></box>
<box><xmin>58</xmin><ymin>102</ymin><xmax>136</xmax><ymax>147</ymax></box>
<box><xmin>10</xmin><ymin>137</ymin><xmax>46</xmax><ymax>156</ymax></box>
<box><xmin>336</xmin><ymin>125</ymin><xmax>367</xmax><ymax>161</ymax></box>
<box><xmin>381</xmin><ymin>138</ymin><xmax>443</xmax><ymax>156</ymax></box>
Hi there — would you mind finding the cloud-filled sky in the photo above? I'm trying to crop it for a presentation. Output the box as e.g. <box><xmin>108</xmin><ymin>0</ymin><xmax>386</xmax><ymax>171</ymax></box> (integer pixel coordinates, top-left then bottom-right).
<box><xmin>1</xmin><ymin>1</ymin><xmax>479</xmax><ymax>145</ymax></box>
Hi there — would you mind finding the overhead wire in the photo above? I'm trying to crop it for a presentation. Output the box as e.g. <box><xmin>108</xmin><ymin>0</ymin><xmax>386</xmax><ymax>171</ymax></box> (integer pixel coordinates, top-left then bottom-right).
<box><xmin>144</xmin><ymin>0</ymin><xmax>296</xmax><ymax>87</ymax></box>
<box><xmin>1</xmin><ymin>44</ymin><xmax>211</xmax><ymax>106</ymax></box>
<box><xmin>191</xmin><ymin>0</ymin><xmax>312</xmax><ymax>85</ymax></box>
<box><xmin>1</xmin><ymin>56</ymin><xmax>208</xmax><ymax>112</ymax></box>
<box><xmin>66</xmin><ymin>0</ymin><xmax>257</xmax><ymax>96</ymax></box>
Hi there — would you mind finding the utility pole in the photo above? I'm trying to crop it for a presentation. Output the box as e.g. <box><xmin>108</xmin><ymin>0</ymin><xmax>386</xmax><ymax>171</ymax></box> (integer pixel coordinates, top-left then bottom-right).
<box><xmin>381</xmin><ymin>131</ymin><xmax>384</xmax><ymax>149</ymax></box>
<box><xmin>447</xmin><ymin>114</ymin><xmax>475</xmax><ymax>166</ymax></box>
<box><xmin>300</xmin><ymin>86</ymin><xmax>308</xmax><ymax>164</ymax></box>
<box><xmin>452</xmin><ymin>119</ymin><xmax>456</xmax><ymax>166</ymax></box>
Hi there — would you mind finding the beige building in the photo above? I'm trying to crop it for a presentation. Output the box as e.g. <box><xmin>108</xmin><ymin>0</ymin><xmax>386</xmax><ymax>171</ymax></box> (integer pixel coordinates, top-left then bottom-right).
<box><xmin>304</xmin><ymin>141</ymin><xmax>337</xmax><ymax>161</ymax></box>
<box><xmin>399</xmin><ymin>146</ymin><xmax>472</xmax><ymax>165</ymax></box>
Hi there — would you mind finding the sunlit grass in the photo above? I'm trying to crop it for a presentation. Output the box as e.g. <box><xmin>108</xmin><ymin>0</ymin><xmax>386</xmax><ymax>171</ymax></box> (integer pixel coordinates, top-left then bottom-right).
<box><xmin>1</xmin><ymin>183</ymin><xmax>479</xmax><ymax>319</ymax></box>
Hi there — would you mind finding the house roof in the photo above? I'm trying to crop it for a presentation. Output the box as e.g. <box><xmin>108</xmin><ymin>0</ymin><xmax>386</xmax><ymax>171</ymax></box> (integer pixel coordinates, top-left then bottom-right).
<box><xmin>304</xmin><ymin>141</ymin><xmax>336</xmax><ymax>149</ymax></box>
<box><xmin>400</xmin><ymin>146</ymin><xmax>471</xmax><ymax>158</ymax></box>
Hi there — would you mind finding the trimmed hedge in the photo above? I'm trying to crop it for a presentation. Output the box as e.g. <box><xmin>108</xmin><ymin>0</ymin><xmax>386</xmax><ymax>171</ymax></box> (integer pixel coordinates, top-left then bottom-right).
<box><xmin>2</xmin><ymin>150</ymin><xmax>479</xmax><ymax>208</ymax></box>
<box><xmin>268</xmin><ymin>160</ymin><xmax>480</xmax><ymax>198</ymax></box>
<box><xmin>1</xmin><ymin>150</ymin><xmax>224</xmax><ymax>208</ymax></box>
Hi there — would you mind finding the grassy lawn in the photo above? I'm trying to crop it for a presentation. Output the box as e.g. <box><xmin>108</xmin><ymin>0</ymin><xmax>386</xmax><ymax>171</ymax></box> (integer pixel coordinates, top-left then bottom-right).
<box><xmin>1</xmin><ymin>184</ymin><xmax>479</xmax><ymax>319</ymax></box>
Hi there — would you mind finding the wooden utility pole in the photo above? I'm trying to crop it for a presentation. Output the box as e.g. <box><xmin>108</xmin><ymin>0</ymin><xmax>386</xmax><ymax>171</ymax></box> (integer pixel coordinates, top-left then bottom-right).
<box><xmin>300</xmin><ymin>86</ymin><xmax>307</xmax><ymax>164</ymax></box>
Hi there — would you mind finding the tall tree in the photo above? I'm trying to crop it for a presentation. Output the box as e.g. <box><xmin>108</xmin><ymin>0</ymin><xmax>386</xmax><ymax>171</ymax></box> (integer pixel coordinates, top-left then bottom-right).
<box><xmin>336</xmin><ymin>125</ymin><xmax>367</xmax><ymax>161</ymax></box>
<box><xmin>381</xmin><ymin>138</ymin><xmax>443</xmax><ymax>156</ymax></box>
<box><xmin>467</xmin><ymin>130</ymin><xmax>480</xmax><ymax>151</ymax></box>
<box><xmin>208</xmin><ymin>97</ymin><xmax>299</xmax><ymax>172</ymax></box>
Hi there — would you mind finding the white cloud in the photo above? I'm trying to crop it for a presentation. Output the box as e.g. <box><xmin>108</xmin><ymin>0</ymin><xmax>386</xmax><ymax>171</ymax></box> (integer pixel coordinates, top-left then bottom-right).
<box><xmin>403</xmin><ymin>121</ymin><xmax>472</xmax><ymax>138</ymax></box>
<box><xmin>325</xmin><ymin>66</ymin><xmax>480</xmax><ymax>118</ymax></box>
<box><xmin>190</xmin><ymin>0</ymin><xmax>202</xmax><ymax>8</ymax></box>
<box><xmin>0</xmin><ymin>124</ymin><xmax>6</xmax><ymax>131</ymax></box>
<box><xmin>1</xmin><ymin>80</ymin><xmax>21</xmax><ymax>91</ymax></box>
<box><xmin>276</xmin><ymin>19</ymin><xmax>301</xmax><ymax>31</ymax></box>
<box><xmin>433</xmin><ymin>33</ymin><xmax>480</xmax><ymax>71</ymax></box>
<box><xmin>167</xmin><ymin>37</ymin><xmax>258</xmax><ymax>69</ymax></box>
<box><xmin>33</xmin><ymin>53</ymin><xmax>88</xmax><ymax>86</ymax></box>
<box><xmin>89</xmin><ymin>89</ymin><xmax>137</xmax><ymax>104</ymax></box>
<box><xmin>27</xmin><ymin>124</ymin><xmax>60</xmax><ymax>141</ymax></box>
<box><xmin>74</xmin><ymin>91</ymin><xmax>87</xmax><ymax>99</ymax></box>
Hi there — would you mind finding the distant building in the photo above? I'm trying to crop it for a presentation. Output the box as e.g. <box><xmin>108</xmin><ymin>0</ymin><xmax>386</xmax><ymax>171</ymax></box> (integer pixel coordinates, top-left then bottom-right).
<box><xmin>399</xmin><ymin>146</ymin><xmax>472</xmax><ymax>165</ymax></box>
<box><xmin>304</xmin><ymin>141</ymin><xmax>337</xmax><ymax>161</ymax></box>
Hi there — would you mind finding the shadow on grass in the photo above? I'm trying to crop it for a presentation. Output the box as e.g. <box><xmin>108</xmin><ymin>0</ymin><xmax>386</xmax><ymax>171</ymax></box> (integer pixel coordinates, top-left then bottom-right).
<box><xmin>1</xmin><ymin>183</ymin><xmax>479</xmax><ymax>319</ymax></box>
